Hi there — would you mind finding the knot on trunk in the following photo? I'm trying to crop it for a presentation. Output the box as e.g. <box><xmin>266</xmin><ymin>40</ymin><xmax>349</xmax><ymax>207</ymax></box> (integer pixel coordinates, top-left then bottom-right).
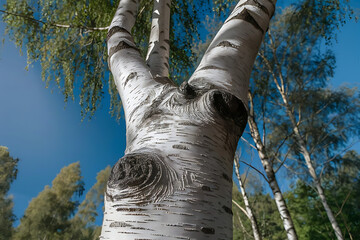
<box><xmin>107</xmin><ymin>151</ymin><xmax>178</xmax><ymax>205</ymax></box>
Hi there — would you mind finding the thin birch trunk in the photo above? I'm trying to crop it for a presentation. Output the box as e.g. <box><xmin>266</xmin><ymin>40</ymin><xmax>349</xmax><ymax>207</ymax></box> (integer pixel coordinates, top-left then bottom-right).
<box><xmin>263</xmin><ymin>33</ymin><xmax>344</xmax><ymax>239</ymax></box>
<box><xmin>146</xmin><ymin>0</ymin><xmax>171</xmax><ymax>78</ymax></box>
<box><xmin>234</xmin><ymin>159</ymin><xmax>262</xmax><ymax>240</ymax></box>
<box><xmin>101</xmin><ymin>0</ymin><xmax>276</xmax><ymax>238</ymax></box>
<box><xmin>248</xmin><ymin>92</ymin><xmax>298</xmax><ymax>240</ymax></box>
<box><xmin>282</xmin><ymin>93</ymin><xmax>344</xmax><ymax>240</ymax></box>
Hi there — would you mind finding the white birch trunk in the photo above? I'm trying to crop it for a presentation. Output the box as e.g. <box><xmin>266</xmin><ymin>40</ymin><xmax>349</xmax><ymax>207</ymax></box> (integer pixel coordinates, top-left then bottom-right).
<box><xmin>234</xmin><ymin>159</ymin><xmax>262</xmax><ymax>240</ymax></box>
<box><xmin>101</xmin><ymin>0</ymin><xmax>275</xmax><ymax>239</ymax></box>
<box><xmin>280</xmin><ymin>93</ymin><xmax>344</xmax><ymax>240</ymax></box>
<box><xmin>248</xmin><ymin>92</ymin><xmax>298</xmax><ymax>240</ymax></box>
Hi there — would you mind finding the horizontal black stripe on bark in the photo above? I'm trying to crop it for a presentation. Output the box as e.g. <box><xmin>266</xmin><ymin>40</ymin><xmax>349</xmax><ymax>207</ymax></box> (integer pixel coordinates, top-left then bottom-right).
<box><xmin>236</xmin><ymin>0</ymin><xmax>270</xmax><ymax>16</ymax></box>
<box><xmin>198</xmin><ymin>65</ymin><xmax>227</xmax><ymax>71</ymax></box>
<box><xmin>108</xmin><ymin>41</ymin><xmax>140</xmax><ymax>60</ymax></box>
<box><xmin>216</xmin><ymin>41</ymin><xmax>241</xmax><ymax>50</ymax></box>
<box><xmin>227</xmin><ymin>8</ymin><xmax>264</xmax><ymax>34</ymax></box>
<box><xmin>107</xmin><ymin>26</ymin><xmax>131</xmax><ymax>42</ymax></box>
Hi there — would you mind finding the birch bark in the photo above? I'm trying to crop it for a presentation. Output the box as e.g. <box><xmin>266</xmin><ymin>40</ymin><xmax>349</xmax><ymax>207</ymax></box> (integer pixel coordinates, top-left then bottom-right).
<box><xmin>234</xmin><ymin>159</ymin><xmax>262</xmax><ymax>240</ymax></box>
<box><xmin>101</xmin><ymin>0</ymin><xmax>275</xmax><ymax>239</ymax></box>
<box><xmin>280</xmin><ymin>91</ymin><xmax>344</xmax><ymax>240</ymax></box>
<box><xmin>248</xmin><ymin>92</ymin><xmax>298</xmax><ymax>240</ymax></box>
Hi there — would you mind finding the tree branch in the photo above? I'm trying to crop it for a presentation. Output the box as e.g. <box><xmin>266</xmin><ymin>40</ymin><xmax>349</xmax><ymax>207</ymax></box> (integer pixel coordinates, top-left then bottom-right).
<box><xmin>146</xmin><ymin>0</ymin><xmax>171</xmax><ymax>78</ymax></box>
<box><xmin>232</xmin><ymin>199</ymin><xmax>251</xmax><ymax>220</ymax></box>
<box><xmin>188</xmin><ymin>0</ymin><xmax>276</xmax><ymax>107</ymax></box>
<box><xmin>0</xmin><ymin>9</ymin><xmax>109</xmax><ymax>31</ymax></box>
<box><xmin>239</xmin><ymin>160</ymin><xmax>269</xmax><ymax>182</ymax></box>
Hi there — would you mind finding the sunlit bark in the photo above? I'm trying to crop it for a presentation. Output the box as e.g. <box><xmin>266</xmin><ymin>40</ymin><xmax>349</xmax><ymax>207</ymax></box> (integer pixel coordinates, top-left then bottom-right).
<box><xmin>101</xmin><ymin>0</ymin><xmax>275</xmax><ymax>239</ymax></box>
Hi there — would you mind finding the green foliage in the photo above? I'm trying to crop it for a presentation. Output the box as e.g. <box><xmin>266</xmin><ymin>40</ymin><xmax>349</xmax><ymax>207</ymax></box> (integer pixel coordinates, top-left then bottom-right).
<box><xmin>248</xmin><ymin>0</ymin><xmax>359</xmax><ymax>179</ymax></box>
<box><xmin>13</xmin><ymin>162</ymin><xmax>84</xmax><ymax>240</ymax></box>
<box><xmin>13</xmin><ymin>163</ymin><xmax>111</xmax><ymax>240</ymax></box>
<box><xmin>0</xmin><ymin>146</ymin><xmax>18</xmax><ymax>240</ymax></box>
<box><xmin>286</xmin><ymin>151</ymin><xmax>360</xmax><ymax>239</ymax></box>
<box><xmin>232</xmin><ymin>184</ymin><xmax>286</xmax><ymax>240</ymax></box>
<box><xmin>1</xmin><ymin>0</ymin><xmax>227</xmax><ymax>118</ymax></box>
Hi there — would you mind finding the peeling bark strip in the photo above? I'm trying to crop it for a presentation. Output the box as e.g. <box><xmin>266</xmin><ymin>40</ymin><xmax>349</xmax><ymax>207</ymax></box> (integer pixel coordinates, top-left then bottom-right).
<box><xmin>228</xmin><ymin>9</ymin><xmax>264</xmax><ymax>34</ymax></box>
<box><xmin>101</xmin><ymin>0</ymin><xmax>276</xmax><ymax>239</ymax></box>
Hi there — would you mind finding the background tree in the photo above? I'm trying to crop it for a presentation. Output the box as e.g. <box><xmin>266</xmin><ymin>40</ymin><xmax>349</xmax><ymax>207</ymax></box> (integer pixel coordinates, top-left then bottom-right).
<box><xmin>0</xmin><ymin>146</ymin><xmax>18</xmax><ymax>240</ymax></box>
<box><xmin>248</xmin><ymin>0</ymin><xmax>359</xmax><ymax>239</ymax></box>
<box><xmin>13</xmin><ymin>162</ymin><xmax>84</xmax><ymax>240</ymax></box>
<box><xmin>285</xmin><ymin>150</ymin><xmax>360</xmax><ymax>239</ymax></box>
<box><xmin>12</xmin><ymin>162</ymin><xmax>111</xmax><ymax>240</ymax></box>
<box><xmin>232</xmin><ymin>172</ymin><xmax>286</xmax><ymax>240</ymax></box>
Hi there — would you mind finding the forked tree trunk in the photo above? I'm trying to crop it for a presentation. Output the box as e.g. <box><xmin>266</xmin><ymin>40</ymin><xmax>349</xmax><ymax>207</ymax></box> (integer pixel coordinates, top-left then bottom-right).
<box><xmin>248</xmin><ymin>92</ymin><xmax>298</xmax><ymax>240</ymax></box>
<box><xmin>101</xmin><ymin>0</ymin><xmax>275</xmax><ymax>239</ymax></box>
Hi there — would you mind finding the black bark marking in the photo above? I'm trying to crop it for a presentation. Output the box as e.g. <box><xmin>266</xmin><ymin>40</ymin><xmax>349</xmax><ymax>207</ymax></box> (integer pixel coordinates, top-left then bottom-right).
<box><xmin>110</xmin><ymin>221</ymin><xmax>132</xmax><ymax>228</ymax></box>
<box><xmin>222</xmin><ymin>173</ymin><xmax>232</xmax><ymax>182</ymax></box>
<box><xmin>109</xmin><ymin>41</ymin><xmax>139</xmax><ymax>60</ymax></box>
<box><xmin>142</xmin><ymin>108</ymin><xmax>163</xmax><ymax>121</ymax></box>
<box><xmin>198</xmin><ymin>65</ymin><xmax>227</xmax><ymax>71</ymax></box>
<box><xmin>216</xmin><ymin>41</ymin><xmax>241</xmax><ymax>50</ymax></box>
<box><xmin>107</xmin><ymin>26</ymin><xmax>130</xmax><ymax>42</ymax></box>
<box><xmin>124</xmin><ymin>72</ymin><xmax>137</xmax><ymax>87</ymax></box>
<box><xmin>236</xmin><ymin>0</ymin><xmax>269</xmax><ymax>16</ymax></box>
<box><xmin>201</xmin><ymin>227</ymin><xmax>215</xmax><ymax>234</ymax></box>
<box><xmin>116</xmin><ymin>208</ymin><xmax>146</xmax><ymax>212</ymax></box>
<box><xmin>222</xmin><ymin>205</ymin><xmax>233</xmax><ymax>215</ymax></box>
<box><xmin>228</xmin><ymin>8</ymin><xmax>264</xmax><ymax>34</ymax></box>
<box><xmin>201</xmin><ymin>185</ymin><xmax>211</xmax><ymax>191</ymax></box>
<box><xmin>211</xmin><ymin>90</ymin><xmax>248</xmax><ymax>134</ymax></box>
<box><xmin>107</xmin><ymin>152</ymin><xmax>178</xmax><ymax>204</ymax></box>
<box><xmin>172</xmin><ymin>144</ymin><xmax>189</xmax><ymax>150</ymax></box>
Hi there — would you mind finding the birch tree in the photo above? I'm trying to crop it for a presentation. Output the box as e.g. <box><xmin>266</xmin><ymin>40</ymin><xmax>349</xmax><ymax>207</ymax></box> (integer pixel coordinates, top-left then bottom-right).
<box><xmin>2</xmin><ymin>0</ymin><xmax>276</xmax><ymax>238</ymax></box>
<box><xmin>101</xmin><ymin>0</ymin><xmax>275</xmax><ymax>238</ymax></box>
<box><xmin>249</xmin><ymin>1</ymin><xmax>359</xmax><ymax>239</ymax></box>
<box><xmin>0</xmin><ymin>146</ymin><xmax>18</xmax><ymax>240</ymax></box>
<box><xmin>234</xmin><ymin>158</ymin><xmax>262</xmax><ymax>240</ymax></box>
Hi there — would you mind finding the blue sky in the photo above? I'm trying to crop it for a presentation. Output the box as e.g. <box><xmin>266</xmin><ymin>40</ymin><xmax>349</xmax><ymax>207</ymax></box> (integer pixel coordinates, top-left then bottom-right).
<box><xmin>0</xmin><ymin>0</ymin><xmax>359</xmax><ymax>227</ymax></box>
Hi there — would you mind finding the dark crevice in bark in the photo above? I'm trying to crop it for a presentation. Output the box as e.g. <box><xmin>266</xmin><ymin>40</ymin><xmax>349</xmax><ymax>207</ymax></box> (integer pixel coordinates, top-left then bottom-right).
<box><xmin>179</xmin><ymin>82</ymin><xmax>197</xmax><ymax>99</ymax></box>
<box><xmin>228</xmin><ymin>8</ymin><xmax>264</xmax><ymax>34</ymax></box>
<box><xmin>211</xmin><ymin>91</ymin><xmax>248</xmax><ymax>133</ymax></box>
